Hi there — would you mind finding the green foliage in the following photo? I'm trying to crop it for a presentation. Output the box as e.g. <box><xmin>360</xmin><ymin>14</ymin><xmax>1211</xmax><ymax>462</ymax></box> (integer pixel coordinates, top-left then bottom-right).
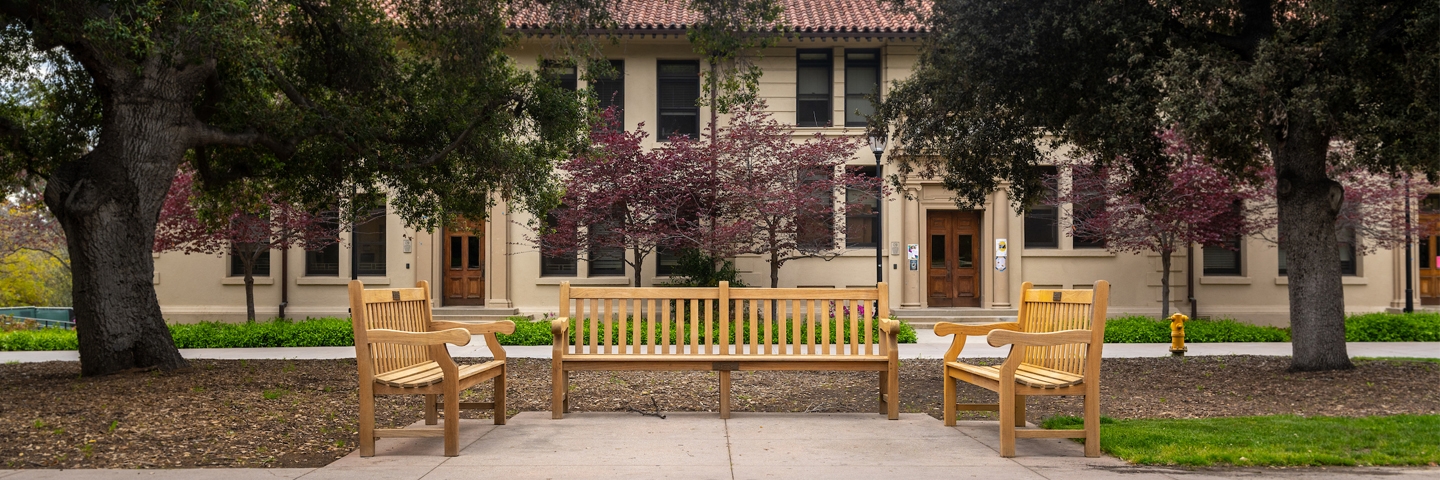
<box><xmin>1103</xmin><ymin>316</ymin><xmax>1290</xmax><ymax>343</ymax></box>
<box><xmin>685</xmin><ymin>0</ymin><xmax>788</xmax><ymax>116</ymax></box>
<box><xmin>168</xmin><ymin>318</ymin><xmax>353</xmax><ymax>349</ymax></box>
<box><xmin>660</xmin><ymin>248</ymin><xmax>747</xmax><ymax>287</ymax></box>
<box><xmin>1343</xmin><ymin>312</ymin><xmax>1440</xmax><ymax>342</ymax></box>
<box><xmin>0</xmin><ymin>251</ymin><xmax>71</xmax><ymax>307</ymax></box>
<box><xmin>495</xmin><ymin>316</ymin><xmax>556</xmax><ymax>346</ymax></box>
<box><xmin>0</xmin><ymin>328</ymin><xmax>77</xmax><ymax>351</ymax></box>
<box><xmin>1045</xmin><ymin>414</ymin><xmax>1440</xmax><ymax>466</ymax></box>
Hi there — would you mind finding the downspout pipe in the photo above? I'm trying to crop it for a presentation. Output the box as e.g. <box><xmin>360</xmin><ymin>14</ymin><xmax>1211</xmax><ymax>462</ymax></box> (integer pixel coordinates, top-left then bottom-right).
<box><xmin>1187</xmin><ymin>243</ymin><xmax>1197</xmax><ymax>320</ymax></box>
<box><xmin>279</xmin><ymin>248</ymin><xmax>289</xmax><ymax>319</ymax></box>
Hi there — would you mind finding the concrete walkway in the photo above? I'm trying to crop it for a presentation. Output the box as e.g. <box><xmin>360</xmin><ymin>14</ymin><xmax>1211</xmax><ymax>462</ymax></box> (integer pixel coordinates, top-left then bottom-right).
<box><xmin>3</xmin><ymin>328</ymin><xmax>1437</xmax><ymax>363</ymax></box>
<box><xmin>1</xmin><ymin>413</ymin><xmax>1436</xmax><ymax>479</ymax></box>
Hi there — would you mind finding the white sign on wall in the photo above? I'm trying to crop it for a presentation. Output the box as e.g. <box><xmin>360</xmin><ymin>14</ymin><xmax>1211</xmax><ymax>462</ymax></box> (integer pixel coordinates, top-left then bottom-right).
<box><xmin>995</xmin><ymin>238</ymin><xmax>1008</xmax><ymax>257</ymax></box>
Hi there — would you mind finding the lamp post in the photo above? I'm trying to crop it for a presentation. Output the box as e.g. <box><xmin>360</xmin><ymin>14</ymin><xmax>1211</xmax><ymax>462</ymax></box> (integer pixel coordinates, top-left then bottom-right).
<box><xmin>1405</xmin><ymin>178</ymin><xmax>1414</xmax><ymax>313</ymax></box>
<box><xmin>869</xmin><ymin>132</ymin><xmax>887</xmax><ymax>284</ymax></box>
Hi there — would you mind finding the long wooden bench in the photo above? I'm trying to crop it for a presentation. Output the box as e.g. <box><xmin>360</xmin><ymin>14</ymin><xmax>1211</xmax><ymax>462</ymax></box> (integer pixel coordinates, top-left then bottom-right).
<box><xmin>550</xmin><ymin>281</ymin><xmax>900</xmax><ymax>419</ymax></box>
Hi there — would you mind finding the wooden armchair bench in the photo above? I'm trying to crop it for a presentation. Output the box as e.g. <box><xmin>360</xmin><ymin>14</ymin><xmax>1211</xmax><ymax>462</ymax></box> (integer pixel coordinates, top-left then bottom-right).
<box><xmin>550</xmin><ymin>281</ymin><xmax>900</xmax><ymax>420</ymax></box>
<box><xmin>348</xmin><ymin>280</ymin><xmax>514</xmax><ymax>457</ymax></box>
<box><xmin>936</xmin><ymin>281</ymin><xmax>1110</xmax><ymax>457</ymax></box>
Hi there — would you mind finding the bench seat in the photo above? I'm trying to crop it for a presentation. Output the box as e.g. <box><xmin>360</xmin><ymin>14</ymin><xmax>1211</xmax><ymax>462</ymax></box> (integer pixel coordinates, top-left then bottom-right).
<box><xmin>946</xmin><ymin>362</ymin><xmax>1084</xmax><ymax>389</ymax></box>
<box><xmin>374</xmin><ymin>360</ymin><xmax>506</xmax><ymax>388</ymax></box>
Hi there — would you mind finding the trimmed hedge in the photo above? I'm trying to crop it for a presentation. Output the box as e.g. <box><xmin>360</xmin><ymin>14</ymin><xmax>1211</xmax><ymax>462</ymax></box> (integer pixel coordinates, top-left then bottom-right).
<box><xmin>1103</xmin><ymin>312</ymin><xmax>1440</xmax><ymax>343</ymax></box>
<box><xmin>0</xmin><ymin>315</ymin><xmax>918</xmax><ymax>351</ymax></box>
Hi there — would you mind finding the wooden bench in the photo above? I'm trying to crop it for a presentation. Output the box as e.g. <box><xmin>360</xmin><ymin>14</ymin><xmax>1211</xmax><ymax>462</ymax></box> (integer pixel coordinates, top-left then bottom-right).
<box><xmin>348</xmin><ymin>280</ymin><xmax>514</xmax><ymax>457</ymax></box>
<box><xmin>936</xmin><ymin>281</ymin><xmax>1110</xmax><ymax>457</ymax></box>
<box><xmin>550</xmin><ymin>281</ymin><xmax>900</xmax><ymax>420</ymax></box>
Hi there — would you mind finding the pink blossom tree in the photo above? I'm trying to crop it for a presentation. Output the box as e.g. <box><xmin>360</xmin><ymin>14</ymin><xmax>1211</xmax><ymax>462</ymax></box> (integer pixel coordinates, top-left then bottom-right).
<box><xmin>154</xmin><ymin>169</ymin><xmax>338</xmax><ymax>321</ymax></box>
<box><xmin>721</xmin><ymin>105</ymin><xmax>884</xmax><ymax>288</ymax></box>
<box><xmin>1058</xmin><ymin>129</ymin><xmax>1274</xmax><ymax>318</ymax></box>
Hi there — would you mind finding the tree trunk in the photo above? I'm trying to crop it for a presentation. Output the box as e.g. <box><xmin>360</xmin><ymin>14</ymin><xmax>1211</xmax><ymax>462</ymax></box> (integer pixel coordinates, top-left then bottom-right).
<box><xmin>1274</xmin><ymin>115</ymin><xmax>1353</xmax><ymax>372</ymax></box>
<box><xmin>42</xmin><ymin>73</ymin><xmax>197</xmax><ymax>376</ymax></box>
<box><xmin>241</xmin><ymin>249</ymin><xmax>260</xmax><ymax>321</ymax></box>
<box><xmin>632</xmin><ymin>246</ymin><xmax>645</xmax><ymax>287</ymax></box>
<box><xmin>770</xmin><ymin>250</ymin><xmax>781</xmax><ymax>289</ymax></box>
<box><xmin>1160</xmin><ymin>250</ymin><xmax>1171</xmax><ymax>319</ymax></box>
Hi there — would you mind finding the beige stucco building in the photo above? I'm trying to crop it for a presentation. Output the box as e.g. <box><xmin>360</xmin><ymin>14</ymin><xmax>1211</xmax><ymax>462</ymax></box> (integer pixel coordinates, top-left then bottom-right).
<box><xmin>153</xmin><ymin>2</ymin><xmax>1439</xmax><ymax>326</ymax></box>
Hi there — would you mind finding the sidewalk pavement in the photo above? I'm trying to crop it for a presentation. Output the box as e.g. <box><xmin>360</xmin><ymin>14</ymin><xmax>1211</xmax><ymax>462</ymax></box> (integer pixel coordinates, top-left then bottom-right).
<box><xmin>3</xmin><ymin>327</ymin><xmax>1436</xmax><ymax>363</ymax></box>
<box><xmin>0</xmin><ymin>412</ymin><xmax>1435</xmax><ymax>479</ymax></box>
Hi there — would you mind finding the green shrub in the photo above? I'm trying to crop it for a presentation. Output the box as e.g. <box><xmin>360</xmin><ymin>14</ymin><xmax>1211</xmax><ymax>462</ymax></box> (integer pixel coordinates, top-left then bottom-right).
<box><xmin>169</xmin><ymin>318</ymin><xmax>353</xmax><ymax>348</ymax></box>
<box><xmin>1345</xmin><ymin>312</ymin><xmax>1440</xmax><ymax>342</ymax></box>
<box><xmin>0</xmin><ymin>328</ymin><xmax>77</xmax><ymax>351</ymax></box>
<box><xmin>1103</xmin><ymin>315</ymin><xmax>1289</xmax><ymax>343</ymax></box>
<box><xmin>495</xmin><ymin>316</ymin><xmax>555</xmax><ymax>346</ymax></box>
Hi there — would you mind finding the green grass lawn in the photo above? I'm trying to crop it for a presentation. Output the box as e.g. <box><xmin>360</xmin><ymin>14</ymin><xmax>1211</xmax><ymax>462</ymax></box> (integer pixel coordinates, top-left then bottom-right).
<box><xmin>1043</xmin><ymin>414</ymin><xmax>1440</xmax><ymax>467</ymax></box>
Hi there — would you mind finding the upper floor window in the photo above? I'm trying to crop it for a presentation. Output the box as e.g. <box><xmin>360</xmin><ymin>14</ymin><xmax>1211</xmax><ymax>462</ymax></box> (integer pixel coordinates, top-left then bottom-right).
<box><xmin>845</xmin><ymin>166</ymin><xmax>879</xmax><ymax>248</ymax></box>
<box><xmin>657</xmin><ymin>60</ymin><xmax>700</xmax><ymax>140</ymax></box>
<box><xmin>844</xmin><ymin>49</ymin><xmax>880</xmax><ymax>127</ymax></box>
<box><xmin>354</xmin><ymin>207</ymin><xmax>387</xmax><ymax>276</ymax></box>
<box><xmin>796</xmin><ymin>50</ymin><xmax>833</xmax><ymax>127</ymax></box>
<box><xmin>594</xmin><ymin>60</ymin><xmax>625</xmax><ymax>125</ymax></box>
<box><xmin>543</xmin><ymin>61</ymin><xmax>578</xmax><ymax>91</ymax></box>
<box><xmin>1024</xmin><ymin>166</ymin><xmax>1059</xmax><ymax>249</ymax></box>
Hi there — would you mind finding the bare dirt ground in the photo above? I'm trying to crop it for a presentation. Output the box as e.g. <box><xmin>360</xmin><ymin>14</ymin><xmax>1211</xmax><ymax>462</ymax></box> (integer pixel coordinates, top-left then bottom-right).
<box><xmin>0</xmin><ymin>355</ymin><xmax>1435</xmax><ymax>469</ymax></box>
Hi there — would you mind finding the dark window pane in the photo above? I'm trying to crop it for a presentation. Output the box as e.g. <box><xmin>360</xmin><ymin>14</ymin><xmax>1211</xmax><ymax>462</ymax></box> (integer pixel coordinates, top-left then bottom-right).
<box><xmin>449</xmin><ymin>236</ymin><xmax>462</xmax><ymax>269</ymax></box>
<box><xmin>230</xmin><ymin>245</ymin><xmax>271</xmax><ymax>277</ymax></box>
<box><xmin>587</xmin><ymin>221</ymin><xmax>625</xmax><ymax>277</ymax></box>
<box><xmin>305</xmin><ymin>214</ymin><xmax>340</xmax><ymax>276</ymax></box>
<box><xmin>1202</xmin><ymin>237</ymin><xmax>1242</xmax><ymax>276</ymax></box>
<box><xmin>796</xmin><ymin>50</ymin><xmax>832</xmax><ymax>127</ymax></box>
<box><xmin>1339</xmin><ymin>228</ymin><xmax>1357</xmax><ymax>276</ymax></box>
<box><xmin>543</xmin><ymin>61</ymin><xmax>577</xmax><ymax>91</ymax></box>
<box><xmin>797</xmin><ymin>167</ymin><xmax>835</xmax><ymax>249</ymax></box>
<box><xmin>930</xmin><ymin>235</ymin><xmax>946</xmax><ymax>269</ymax></box>
<box><xmin>957</xmin><ymin>235</ymin><xmax>973</xmax><ymax>268</ymax></box>
<box><xmin>354</xmin><ymin>208</ymin><xmax>387</xmax><ymax>276</ymax></box>
<box><xmin>657</xmin><ymin>60</ymin><xmax>700</xmax><ymax>139</ymax></box>
<box><xmin>1025</xmin><ymin>166</ymin><xmax>1059</xmax><ymax>248</ymax></box>
<box><xmin>845</xmin><ymin>166</ymin><xmax>879</xmax><ymax>248</ymax></box>
<box><xmin>540</xmin><ymin>212</ymin><xmax>578</xmax><ymax>276</ymax></box>
<box><xmin>594</xmin><ymin>60</ymin><xmax>625</xmax><ymax>125</ymax></box>
<box><xmin>1422</xmin><ymin>236</ymin><xmax>1432</xmax><ymax>269</ymax></box>
<box><xmin>467</xmin><ymin>236</ymin><xmax>481</xmax><ymax>269</ymax></box>
<box><xmin>844</xmin><ymin>50</ymin><xmax>879</xmax><ymax>127</ymax></box>
<box><xmin>1422</xmin><ymin>194</ymin><xmax>1440</xmax><ymax>213</ymax></box>
<box><xmin>655</xmin><ymin>247</ymin><xmax>680</xmax><ymax>276</ymax></box>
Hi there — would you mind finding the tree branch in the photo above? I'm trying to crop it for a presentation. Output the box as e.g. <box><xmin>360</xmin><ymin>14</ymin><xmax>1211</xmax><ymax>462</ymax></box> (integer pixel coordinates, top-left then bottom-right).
<box><xmin>402</xmin><ymin>117</ymin><xmax>485</xmax><ymax>169</ymax></box>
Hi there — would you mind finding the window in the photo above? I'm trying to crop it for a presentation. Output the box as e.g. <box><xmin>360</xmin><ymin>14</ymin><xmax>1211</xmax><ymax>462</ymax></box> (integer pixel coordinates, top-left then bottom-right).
<box><xmin>1025</xmin><ymin>166</ymin><xmax>1059</xmax><ymax>248</ymax></box>
<box><xmin>657</xmin><ymin>60</ymin><xmax>700</xmax><ymax>140</ymax></box>
<box><xmin>845</xmin><ymin>166</ymin><xmax>879</xmax><ymax>248</ymax></box>
<box><xmin>655</xmin><ymin>247</ymin><xmax>681</xmax><ymax>276</ymax></box>
<box><xmin>230</xmin><ymin>244</ymin><xmax>271</xmax><ymax>277</ymax></box>
<box><xmin>1071</xmin><ymin>167</ymin><xmax>1106</xmax><ymax>249</ymax></box>
<box><xmin>305</xmin><ymin>215</ymin><xmax>340</xmax><ymax>276</ymax></box>
<box><xmin>1278</xmin><ymin>228</ymin><xmax>1357</xmax><ymax>276</ymax></box>
<box><xmin>354</xmin><ymin>208</ymin><xmax>387</xmax><ymax>276</ymax></box>
<box><xmin>1203</xmin><ymin>237</ymin><xmax>1243</xmax><ymax>276</ymax></box>
<box><xmin>587</xmin><ymin>220</ymin><xmax>626</xmax><ymax>277</ymax></box>
<box><xmin>797</xmin><ymin>167</ymin><xmax>836</xmax><ymax>250</ymax></box>
<box><xmin>1422</xmin><ymin>194</ymin><xmax>1440</xmax><ymax>213</ymax></box>
<box><xmin>1422</xmin><ymin>236</ymin><xmax>1432</xmax><ymax>269</ymax></box>
<box><xmin>543</xmin><ymin>60</ymin><xmax>578</xmax><ymax>91</ymax></box>
<box><xmin>594</xmin><ymin>60</ymin><xmax>625</xmax><ymax>125</ymax></box>
<box><xmin>540</xmin><ymin>211</ymin><xmax>578</xmax><ymax>276</ymax></box>
<box><xmin>843</xmin><ymin>49</ymin><xmax>880</xmax><ymax>127</ymax></box>
<box><xmin>796</xmin><ymin>50</ymin><xmax>832</xmax><ymax>127</ymax></box>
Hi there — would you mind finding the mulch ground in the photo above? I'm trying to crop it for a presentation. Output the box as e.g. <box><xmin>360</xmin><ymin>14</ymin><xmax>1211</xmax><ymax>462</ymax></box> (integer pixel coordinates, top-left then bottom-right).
<box><xmin>0</xmin><ymin>355</ymin><xmax>1435</xmax><ymax>469</ymax></box>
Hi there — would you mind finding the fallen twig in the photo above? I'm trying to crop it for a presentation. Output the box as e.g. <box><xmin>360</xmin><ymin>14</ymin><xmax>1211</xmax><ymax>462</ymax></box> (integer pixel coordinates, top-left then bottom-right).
<box><xmin>624</xmin><ymin>396</ymin><xmax>666</xmax><ymax>419</ymax></box>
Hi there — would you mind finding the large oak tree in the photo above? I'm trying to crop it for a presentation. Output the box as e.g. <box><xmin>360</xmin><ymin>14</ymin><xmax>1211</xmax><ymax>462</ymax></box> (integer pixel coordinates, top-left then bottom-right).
<box><xmin>876</xmin><ymin>0</ymin><xmax>1437</xmax><ymax>371</ymax></box>
<box><xmin>0</xmin><ymin>0</ymin><xmax>608</xmax><ymax>376</ymax></box>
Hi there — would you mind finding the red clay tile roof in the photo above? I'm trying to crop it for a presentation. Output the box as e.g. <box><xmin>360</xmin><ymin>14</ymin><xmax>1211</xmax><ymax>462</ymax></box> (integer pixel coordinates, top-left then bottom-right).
<box><xmin>511</xmin><ymin>0</ymin><xmax>927</xmax><ymax>36</ymax></box>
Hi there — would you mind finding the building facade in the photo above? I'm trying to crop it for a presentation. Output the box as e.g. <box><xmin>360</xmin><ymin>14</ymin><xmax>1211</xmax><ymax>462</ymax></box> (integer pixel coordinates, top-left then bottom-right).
<box><xmin>152</xmin><ymin>2</ymin><xmax>1439</xmax><ymax>325</ymax></box>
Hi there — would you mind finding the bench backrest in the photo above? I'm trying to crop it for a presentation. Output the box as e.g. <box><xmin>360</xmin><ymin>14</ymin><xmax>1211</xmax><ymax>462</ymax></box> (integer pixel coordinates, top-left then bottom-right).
<box><xmin>1016</xmin><ymin>281</ymin><xmax>1110</xmax><ymax>378</ymax></box>
<box><xmin>559</xmin><ymin>281</ymin><xmax>890</xmax><ymax>356</ymax></box>
<box><xmin>349</xmin><ymin>280</ymin><xmax>436</xmax><ymax>377</ymax></box>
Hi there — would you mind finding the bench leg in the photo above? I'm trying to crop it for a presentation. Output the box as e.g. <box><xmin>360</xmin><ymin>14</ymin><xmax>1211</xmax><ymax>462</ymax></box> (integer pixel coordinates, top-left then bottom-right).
<box><xmin>718</xmin><ymin>370</ymin><xmax>731</xmax><ymax>419</ymax></box>
<box><xmin>1084</xmin><ymin>385</ymin><xmax>1101</xmax><ymax>457</ymax></box>
<box><xmin>358</xmin><ymin>386</ymin><xmax>376</xmax><ymax>457</ymax></box>
<box><xmin>494</xmin><ymin>367</ymin><xmax>507</xmax><ymax>426</ymax></box>
<box><xmin>443</xmin><ymin>388</ymin><xmax>460</xmax><ymax>457</ymax></box>
<box><xmin>943</xmin><ymin>369</ymin><xmax>957</xmax><ymax>427</ymax></box>
<box><xmin>424</xmin><ymin>394</ymin><xmax>438</xmax><ymax>425</ymax></box>
<box><xmin>551</xmin><ymin>365</ymin><xmax>566</xmax><ymax>419</ymax></box>
<box><xmin>877</xmin><ymin>371</ymin><xmax>887</xmax><ymax>415</ymax></box>
<box><xmin>1014</xmin><ymin>395</ymin><xmax>1026</xmax><ymax>427</ymax></box>
<box><xmin>886</xmin><ymin>364</ymin><xmax>900</xmax><ymax>420</ymax></box>
<box><xmin>998</xmin><ymin>383</ymin><xmax>1016</xmax><ymax>457</ymax></box>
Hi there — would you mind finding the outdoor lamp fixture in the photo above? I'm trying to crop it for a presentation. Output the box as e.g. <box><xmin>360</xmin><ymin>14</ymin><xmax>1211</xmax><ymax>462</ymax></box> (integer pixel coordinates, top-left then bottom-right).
<box><xmin>869</xmin><ymin>132</ymin><xmax>887</xmax><ymax>284</ymax></box>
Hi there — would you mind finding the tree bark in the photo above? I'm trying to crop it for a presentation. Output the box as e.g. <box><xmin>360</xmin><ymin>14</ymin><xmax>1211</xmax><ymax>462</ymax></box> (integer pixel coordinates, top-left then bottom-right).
<box><xmin>1273</xmin><ymin>114</ymin><xmax>1353</xmax><ymax>372</ymax></box>
<box><xmin>632</xmin><ymin>246</ymin><xmax>645</xmax><ymax>287</ymax></box>
<box><xmin>43</xmin><ymin>68</ymin><xmax>198</xmax><ymax>376</ymax></box>
<box><xmin>1160</xmin><ymin>250</ymin><xmax>1172</xmax><ymax>319</ymax></box>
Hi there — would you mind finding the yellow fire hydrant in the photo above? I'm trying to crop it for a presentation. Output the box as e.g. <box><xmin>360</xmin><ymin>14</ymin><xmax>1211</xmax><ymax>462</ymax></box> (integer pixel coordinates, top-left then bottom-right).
<box><xmin>1169</xmin><ymin>313</ymin><xmax>1189</xmax><ymax>357</ymax></box>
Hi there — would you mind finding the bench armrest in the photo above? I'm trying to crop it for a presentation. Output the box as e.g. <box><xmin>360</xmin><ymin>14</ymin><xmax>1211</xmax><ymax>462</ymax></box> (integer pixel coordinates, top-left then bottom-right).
<box><xmin>432</xmin><ymin>320</ymin><xmax>516</xmax><ymax>335</ymax></box>
<box><xmin>935</xmin><ymin>321</ymin><xmax>1021</xmax><ymax>362</ymax></box>
<box><xmin>366</xmin><ymin>328</ymin><xmax>471</xmax><ymax>347</ymax></box>
<box><xmin>986</xmin><ymin>329</ymin><xmax>1092</xmax><ymax>348</ymax></box>
<box><xmin>550</xmin><ymin>318</ymin><xmax>569</xmax><ymax>359</ymax></box>
<box><xmin>878</xmin><ymin>318</ymin><xmax>900</xmax><ymax>334</ymax></box>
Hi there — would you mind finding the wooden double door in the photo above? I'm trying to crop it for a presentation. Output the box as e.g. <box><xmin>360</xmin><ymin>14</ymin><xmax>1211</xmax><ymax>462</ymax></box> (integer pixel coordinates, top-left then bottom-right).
<box><xmin>927</xmin><ymin>210</ymin><xmax>982</xmax><ymax>307</ymax></box>
<box><xmin>443</xmin><ymin>221</ymin><xmax>485</xmax><ymax>306</ymax></box>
